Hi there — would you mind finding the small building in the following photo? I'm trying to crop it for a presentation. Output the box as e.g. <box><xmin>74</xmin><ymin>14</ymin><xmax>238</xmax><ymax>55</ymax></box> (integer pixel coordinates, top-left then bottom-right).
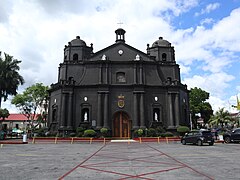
<box><xmin>0</xmin><ymin>114</ymin><xmax>38</xmax><ymax>130</ymax></box>
<box><xmin>48</xmin><ymin>28</ymin><xmax>190</xmax><ymax>137</ymax></box>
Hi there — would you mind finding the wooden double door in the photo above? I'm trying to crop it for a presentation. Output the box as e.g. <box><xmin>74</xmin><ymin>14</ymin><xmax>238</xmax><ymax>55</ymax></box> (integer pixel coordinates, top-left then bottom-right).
<box><xmin>113</xmin><ymin>111</ymin><xmax>131</xmax><ymax>138</ymax></box>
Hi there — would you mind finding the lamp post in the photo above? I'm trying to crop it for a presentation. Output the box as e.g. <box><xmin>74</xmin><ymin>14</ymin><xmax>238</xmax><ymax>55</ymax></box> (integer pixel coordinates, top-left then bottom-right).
<box><xmin>190</xmin><ymin>112</ymin><xmax>192</xmax><ymax>131</ymax></box>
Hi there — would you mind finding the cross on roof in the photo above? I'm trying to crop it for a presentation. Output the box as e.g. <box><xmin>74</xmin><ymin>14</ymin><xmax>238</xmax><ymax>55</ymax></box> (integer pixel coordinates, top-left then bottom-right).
<box><xmin>117</xmin><ymin>22</ymin><xmax>123</xmax><ymax>27</ymax></box>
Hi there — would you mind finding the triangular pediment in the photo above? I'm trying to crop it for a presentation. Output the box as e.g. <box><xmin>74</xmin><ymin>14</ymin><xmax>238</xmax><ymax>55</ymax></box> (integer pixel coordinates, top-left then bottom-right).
<box><xmin>90</xmin><ymin>43</ymin><xmax>153</xmax><ymax>62</ymax></box>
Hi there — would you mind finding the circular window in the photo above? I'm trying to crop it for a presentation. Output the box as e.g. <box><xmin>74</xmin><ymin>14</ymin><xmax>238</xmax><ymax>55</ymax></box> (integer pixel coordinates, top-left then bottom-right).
<box><xmin>118</xmin><ymin>49</ymin><xmax>124</xmax><ymax>55</ymax></box>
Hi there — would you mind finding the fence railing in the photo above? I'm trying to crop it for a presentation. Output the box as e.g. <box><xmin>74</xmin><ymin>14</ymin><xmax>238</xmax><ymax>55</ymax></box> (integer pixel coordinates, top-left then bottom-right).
<box><xmin>28</xmin><ymin>137</ymin><xmax>181</xmax><ymax>144</ymax></box>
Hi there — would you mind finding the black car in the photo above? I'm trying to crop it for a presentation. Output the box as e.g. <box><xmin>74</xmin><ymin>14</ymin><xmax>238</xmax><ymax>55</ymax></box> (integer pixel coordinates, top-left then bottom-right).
<box><xmin>181</xmin><ymin>129</ymin><xmax>214</xmax><ymax>146</ymax></box>
<box><xmin>223</xmin><ymin>128</ymin><xmax>240</xmax><ymax>143</ymax></box>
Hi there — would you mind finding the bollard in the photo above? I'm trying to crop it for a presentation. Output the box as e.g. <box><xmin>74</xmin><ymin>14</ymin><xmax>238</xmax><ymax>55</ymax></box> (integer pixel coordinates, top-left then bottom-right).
<box><xmin>0</xmin><ymin>144</ymin><xmax>3</xmax><ymax>148</ymax></box>
<box><xmin>23</xmin><ymin>134</ymin><xmax>27</xmax><ymax>143</ymax></box>
<box><xmin>158</xmin><ymin>137</ymin><xmax>160</xmax><ymax>144</ymax></box>
<box><xmin>103</xmin><ymin>138</ymin><xmax>106</xmax><ymax>145</ymax></box>
<box><xmin>71</xmin><ymin>138</ymin><xmax>74</xmax><ymax>144</ymax></box>
<box><xmin>128</xmin><ymin>139</ymin><xmax>130</xmax><ymax>144</ymax></box>
<box><xmin>166</xmin><ymin>137</ymin><xmax>168</xmax><ymax>144</ymax></box>
<box><xmin>90</xmin><ymin>138</ymin><xmax>92</xmax><ymax>144</ymax></box>
<box><xmin>55</xmin><ymin>137</ymin><xmax>58</xmax><ymax>144</ymax></box>
<box><xmin>32</xmin><ymin>137</ymin><xmax>35</xmax><ymax>144</ymax></box>
<box><xmin>139</xmin><ymin>137</ymin><xmax>142</xmax><ymax>144</ymax></box>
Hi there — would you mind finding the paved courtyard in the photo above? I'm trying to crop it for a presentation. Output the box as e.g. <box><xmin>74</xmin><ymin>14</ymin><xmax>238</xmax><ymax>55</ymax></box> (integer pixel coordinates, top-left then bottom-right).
<box><xmin>0</xmin><ymin>142</ymin><xmax>239</xmax><ymax>180</ymax></box>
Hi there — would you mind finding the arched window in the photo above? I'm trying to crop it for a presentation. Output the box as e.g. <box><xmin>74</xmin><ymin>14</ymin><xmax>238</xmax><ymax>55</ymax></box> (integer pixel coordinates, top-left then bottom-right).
<box><xmin>82</xmin><ymin>108</ymin><xmax>89</xmax><ymax>122</ymax></box>
<box><xmin>162</xmin><ymin>53</ymin><xmax>167</xmax><ymax>61</ymax></box>
<box><xmin>73</xmin><ymin>53</ymin><xmax>78</xmax><ymax>61</ymax></box>
<box><xmin>116</xmin><ymin>72</ymin><xmax>126</xmax><ymax>83</ymax></box>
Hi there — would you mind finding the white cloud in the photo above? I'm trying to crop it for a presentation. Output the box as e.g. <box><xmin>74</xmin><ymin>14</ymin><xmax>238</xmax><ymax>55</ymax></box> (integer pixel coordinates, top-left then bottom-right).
<box><xmin>200</xmin><ymin>18</ymin><xmax>214</xmax><ymax>25</ymax></box>
<box><xmin>195</xmin><ymin>2</ymin><xmax>220</xmax><ymax>16</ymax></box>
<box><xmin>0</xmin><ymin>0</ymin><xmax>239</xmax><ymax>114</ymax></box>
<box><xmin>183</xmin><ymin>72</ymin><xmax>235</xmax><ymax>98</ymax></box>
<box><xmin>205</xmin><ymin>3</ymin><xmax>220</xmax><ymax>13</ymax></box>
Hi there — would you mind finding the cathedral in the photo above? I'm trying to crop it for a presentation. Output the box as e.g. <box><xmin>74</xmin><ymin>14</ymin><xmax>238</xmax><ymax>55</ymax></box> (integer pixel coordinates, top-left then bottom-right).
<box><xmin>48</xmin><ymin>28</ymin><xmax>190</xmax><ymax>137</ymax></box>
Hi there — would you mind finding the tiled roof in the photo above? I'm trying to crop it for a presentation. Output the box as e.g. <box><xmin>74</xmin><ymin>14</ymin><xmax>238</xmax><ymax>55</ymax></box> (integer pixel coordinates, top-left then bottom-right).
<box><xmin>0</xmin><ymin>114</ymin><xmax>38</xmax><ymax>121</ymax></box>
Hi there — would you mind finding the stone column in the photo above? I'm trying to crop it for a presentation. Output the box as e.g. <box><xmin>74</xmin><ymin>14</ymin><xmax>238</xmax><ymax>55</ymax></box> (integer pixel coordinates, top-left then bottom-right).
<box><xmin>174</xmin><ymin>93</ymin><xmax>180</xmax><ymax>126</ymax></box>
<box><xmin>99</xmin><ymin>64</ymin><xmax>102</xmax><ymax>84</ymax></box>
<box><xmin>103</xmin><ymin>93</ymin><xmax>109</xmax><ymax>128</ymax></box>
<box><xmin>140</xmin><ymin>93</ymin><xmax>145</xmax><ymax>128</ymax></box>
<box><xmin>139</xmin><ymin>64</ymin><xmax>143</xmax><ymax>84</ymax></box>
<box><xmin>133</xmin><ymin>64</ymin><xmax>137</xmax><ymax>84</ymax></box>
<box><xmin>67</xmin><ymin>92</ymin><xmax>73</xmax><ymax>130</ymax></box>
<box><xmin>105</xmin><ymin>64</ymin><xmax>108</xmax><ymax>84</ymax></box>
<box><xmin>168</xmin><ymin>93</ymin><xmax>174</xmax><ymax>127</ymax></box>
<box><xmin>97</xmin><ymin>93</ymin><xmax>102</xmax><ymax>128</ymax></box>
<box><xmin>60</xmin><ymin>93</ymin><xmax>66</xmax><ymax>129</ymax></box>
<box><xmin>133</xmin><ymin>92</ymin><xmax>139</xmax><ymax>129</ymax></box>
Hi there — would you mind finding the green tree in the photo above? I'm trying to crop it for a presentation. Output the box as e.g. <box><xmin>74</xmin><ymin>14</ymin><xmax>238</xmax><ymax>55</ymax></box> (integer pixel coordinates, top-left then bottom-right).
<box><xmin>0</xmin><ymin>108</ymin><xmax>10</xmax><ymax>130</ymax></box>
<box><xmin>208</xmin><ymin>108</ymin><xmax>233</xmax><ymax>128</ymax></box>
<box><xmin>0</xmin><ymin>52</ymin><xmax>24</xmax><ymax>107</ymax></box>
<box><xmin>189</xmin><ymin>87</ymin><xmax>213</xmax><ymax>128</ymax></box>
<box><xmin>11</xmin><ymin>83</ymin><xmax>49</xmax><ymax>130</ymax></box>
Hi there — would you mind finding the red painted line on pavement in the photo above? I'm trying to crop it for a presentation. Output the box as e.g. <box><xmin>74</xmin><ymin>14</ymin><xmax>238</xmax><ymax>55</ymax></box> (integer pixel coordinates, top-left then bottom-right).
<box><xmin>58</xmin><ymin>144</ymin><xmax>106</xmax><ymax>180</ymax></box>
<box><xmin>146</xmin><ymin>143</ymin><xmax>215</xmax><ymax>180</ymax></box>
<box><xmin>133</xmin><ymin>158</ymin><xmax>181</xmax><ymax>166</ymax></box>
<box><xmin>81</xmin><ymin>166</ymin><xmax>153</xmax><ymax>180</ymax></box>
<box><xmin>118</xmin><ymin>166</ymin><xmax>185</xmax><ymax>180</ymax></box>
<box><xmin>82</xmin><ymin>159</ymin><xmax>129</xmax><ymax>166</ymax></box>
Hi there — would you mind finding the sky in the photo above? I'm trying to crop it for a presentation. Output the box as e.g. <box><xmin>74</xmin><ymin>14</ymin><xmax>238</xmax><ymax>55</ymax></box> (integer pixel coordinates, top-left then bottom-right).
<box><xmin>0</xmin><ymin>0</ymin><xmax>240</xmax><ymax>113</ymax></box>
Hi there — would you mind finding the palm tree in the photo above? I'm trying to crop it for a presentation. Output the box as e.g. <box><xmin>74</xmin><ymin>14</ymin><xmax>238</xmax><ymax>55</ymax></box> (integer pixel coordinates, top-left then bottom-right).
<box><xmin>208</xmin><ymin>108</ymin><xmax>232</xmax><ymax>128</ymax></box>
<box><xmin>0</xmin><ymin>52</ymin><xmax>24</xmax><ymax>107</ymax></box>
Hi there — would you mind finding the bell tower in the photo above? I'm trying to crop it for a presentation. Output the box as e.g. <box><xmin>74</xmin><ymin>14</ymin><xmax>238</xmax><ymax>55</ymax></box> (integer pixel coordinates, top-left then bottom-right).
<box><xmin>115</xmin><ymin>28</ymin><xmax>126</xmax><ymax>43</ymax></box>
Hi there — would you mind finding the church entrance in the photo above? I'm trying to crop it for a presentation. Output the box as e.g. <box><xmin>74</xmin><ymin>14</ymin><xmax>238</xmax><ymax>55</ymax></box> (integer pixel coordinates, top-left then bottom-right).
<box><xmin>113</xmin><ymin>111</ymin><xmax>131</xmax><ymax>138</ymax></box>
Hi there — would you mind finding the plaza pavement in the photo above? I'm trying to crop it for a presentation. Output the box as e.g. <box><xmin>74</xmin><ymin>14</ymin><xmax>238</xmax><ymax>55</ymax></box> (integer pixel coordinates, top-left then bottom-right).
<box><xmin>0</xmin><ymin>141</ymin><xmax>240</xmax><ymax>180</ymax></box>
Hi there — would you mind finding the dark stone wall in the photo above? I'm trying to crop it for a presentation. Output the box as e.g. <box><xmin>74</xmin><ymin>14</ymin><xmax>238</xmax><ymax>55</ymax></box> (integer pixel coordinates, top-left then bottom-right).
<box><xmin>47</xmin><ymin>29</ymin><xmax>190</xmax><ymax>135</ymax></box>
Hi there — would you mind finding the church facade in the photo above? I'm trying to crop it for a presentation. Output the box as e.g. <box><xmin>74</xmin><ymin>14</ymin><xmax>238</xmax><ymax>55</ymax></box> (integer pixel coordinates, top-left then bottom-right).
<box><xmin>48</xmin><ymin>28</ymin><xmax>190</xmax><ymax>137</ymax></box>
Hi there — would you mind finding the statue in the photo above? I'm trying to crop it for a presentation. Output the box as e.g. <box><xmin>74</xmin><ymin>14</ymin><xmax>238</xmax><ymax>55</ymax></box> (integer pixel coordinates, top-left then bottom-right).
<box><xmin>84</xmin><ymin>112</ymin><xmax>88</xmax><ymax>121</ymax></box>
<box><xmin>154</xmin><ymin>112</ymin><xmax>158</xmax><ymax>122</ymax></box>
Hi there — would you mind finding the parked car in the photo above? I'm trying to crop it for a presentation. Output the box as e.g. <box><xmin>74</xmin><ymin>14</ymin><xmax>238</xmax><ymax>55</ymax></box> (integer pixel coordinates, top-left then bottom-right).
<box><xmin>223</xmin><ymin>128</ymin><xmax>240</xmax><ymax>143</ymax></box>
<box><xmin>11</xmin><ymin>128</ymin><xmax>23</xmax><ymax>137</ymax></box>
<box><xmin>181</xmin><ymin>129</ymin><xmax>214</xmax><ymax>146</ymax></box>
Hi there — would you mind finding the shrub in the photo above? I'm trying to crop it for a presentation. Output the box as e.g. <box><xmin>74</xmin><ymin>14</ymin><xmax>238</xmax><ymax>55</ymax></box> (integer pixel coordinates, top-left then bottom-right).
<box><xmin>135</xmin><ymin>129</ymin><xmax>144</xmax><ymax>137</ymax></box>
<box><xmin>83</xmin><ymin>129</ymin><xmax>97</xmax><ymax>137</ymax></box>
<box><xmin>100</xmin><ymin>128</ymin><xmax>108</xmax><ymax>137</ymax></box>
<box><xmin>69</xmin><ymin>133</ymin><xmax>76</xmax><ymax>137</ymax></box>
<box><xmin>160</xmin><ymin>132</ymin><xmax>174</xmax><ymax>137</ymax></box>
<box><xmin>177</xmin><ymin>126</ymin><xmax>190</xmax><ymax>136</ymax></box>
<box><xmin>34</xmin><ymin>128</ymin><xmax>45</xmax><ymax>137</ymax></box>
<box><xmin>155</xmin><ymin>127</ymin><xmax>166</xmax><ymax>136</ymax></box>
<box><xmin>146</xmin><ymin>128</ymin><xmax>157</xmax><ymax>137</ymax></box>
<box><xmin>76</xmin><ymin>127</ymin><xmax>85</xmax><ymax>133</ymax></box>
<box><xmin>45</xmin><ymin>131</ymin><xmax>58</xmax><ymax>137</ymax></box>
<box><xmin>76</xmin><ymin>132</ymin><xmax>83</xmax><ymax>137</ymax></box>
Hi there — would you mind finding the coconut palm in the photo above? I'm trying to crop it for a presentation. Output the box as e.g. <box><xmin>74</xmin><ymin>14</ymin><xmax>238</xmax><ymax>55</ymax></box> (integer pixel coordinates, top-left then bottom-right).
<box><xmin>0</xmin><ymin>52</ymin><xmax>24</xmax><ymax>107</ymax></box>
<box><xmin>208</xmin><ymin>108</ymin><xmax>233</xmax><ymax>128</ymax></box>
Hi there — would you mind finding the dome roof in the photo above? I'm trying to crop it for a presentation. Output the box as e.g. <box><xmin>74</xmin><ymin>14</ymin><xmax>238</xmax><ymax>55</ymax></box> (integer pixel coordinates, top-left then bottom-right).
<box><xmin>69</xmin><ymin>36</ymin><xmax>86</xmax><ymax>46</ymax></box>
<box><xmin>152</xmin><ymin>37</ymin><xmax>171</xmax><ymax>47</ymax></box>
<box><xmin>115</xmin><ymin>28</ymin><xmax>126</xmax><ymax>34</ymax></box>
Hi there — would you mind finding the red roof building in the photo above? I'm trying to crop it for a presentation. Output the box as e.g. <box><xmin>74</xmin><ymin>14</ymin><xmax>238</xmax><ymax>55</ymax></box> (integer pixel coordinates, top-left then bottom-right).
<box><xmin>0</xmin><ymin>114</ymin><xmax>39</xmax><ymax>130</ymax></box>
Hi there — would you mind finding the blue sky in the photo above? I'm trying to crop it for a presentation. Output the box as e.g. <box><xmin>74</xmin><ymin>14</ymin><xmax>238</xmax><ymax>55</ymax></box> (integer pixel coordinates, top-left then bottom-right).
<box><xmin>0</xmin><ymin>0</ymin><xmax>240</xmax><ymax>113</ymax></box>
